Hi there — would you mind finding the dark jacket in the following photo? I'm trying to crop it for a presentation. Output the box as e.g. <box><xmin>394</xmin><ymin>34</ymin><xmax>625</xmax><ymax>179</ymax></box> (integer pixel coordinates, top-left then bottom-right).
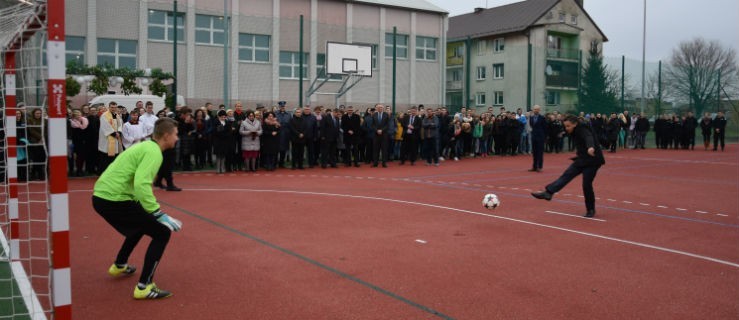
<box><xmin>700</xmin><ymin>118</ymin><xmax>713</xmax><ymax>136</ymax></box>
<box><xmin>571</xmin><ymin>121</ymin><xmax>605</xmax><ymax>168</ymax></box>
<box><xmin>289</xmin><ymin>115</ymin><xmax>307</xmax><ymax>144</ymax></box>
<box><xmin>713</xmin><ymin>116</ymin><xmax>727</xmax><ymax>133</ymax></box>
<box><xmin>530</xmin><ymin>114</ymin><xmax>547</xmax><ymax>140</ymax></box>
<box><xmin>636</xmin><ymin>117</ymin><xmax>650</xmax><ymax>132</ymax></box>
<box><xmin>212</xmin><ymin>119</ymin><xmax>235</xmax><ymax>156</ymax></box>
<box><xmin>341</xmin><ymin>113</ymin><xmax>361</xmax><ymax>144</ymax></box>
<box><xmin>320</xmin><ymin>114</ymin><xmax>341</xmax><ymax>142</ymax></box>
<box><xmin>261</xmin><ymin>122</ymin><xmax>280</xmax><ymax>155</ymax></box>
<box><xmin>402</xmin><ymin>114</ymin><xmax>422</xmax><ymax>140</ymax></box>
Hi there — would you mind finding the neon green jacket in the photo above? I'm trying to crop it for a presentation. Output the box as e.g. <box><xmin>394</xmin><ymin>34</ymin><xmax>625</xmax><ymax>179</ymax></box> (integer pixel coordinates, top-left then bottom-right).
<box><xmin>93</xmin><ymin>140</ymin><xmax>163</xmax><ymax>213</ymax></box>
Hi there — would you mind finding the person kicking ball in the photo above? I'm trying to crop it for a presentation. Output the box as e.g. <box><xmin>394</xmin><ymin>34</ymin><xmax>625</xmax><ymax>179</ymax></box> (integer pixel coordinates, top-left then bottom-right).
<box><xmin>531</xmin><ymin>115</ymin><xmax>605</xmax><ymax>218</ymax></box>
<box><xmin>92</xmin><ymin>117</ymin><xmax>183</xmax><ymax>299</ymax></box>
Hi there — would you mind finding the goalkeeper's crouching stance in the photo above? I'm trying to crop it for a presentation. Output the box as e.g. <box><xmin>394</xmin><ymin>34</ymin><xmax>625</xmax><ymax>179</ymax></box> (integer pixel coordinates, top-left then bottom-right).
<box><xmin>92</xmin><ymin>117</ymin><xmax>183</xmax><ymax>299</ymax></box>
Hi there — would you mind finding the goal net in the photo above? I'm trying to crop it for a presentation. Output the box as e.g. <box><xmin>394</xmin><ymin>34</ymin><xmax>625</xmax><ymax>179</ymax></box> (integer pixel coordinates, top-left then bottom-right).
<box><xmin>0</xmin><ymin>1</ymin><xmax>70</xmax><ymax>319</ymax></box>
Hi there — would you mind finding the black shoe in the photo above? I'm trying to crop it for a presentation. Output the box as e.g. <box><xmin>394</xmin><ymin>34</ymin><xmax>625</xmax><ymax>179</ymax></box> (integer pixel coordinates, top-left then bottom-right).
<box><xmin>584</xmin><ymin>210</ymin><xmax>596</xmax><ymax>218</ymax></box>
<box><xmin>372</xmin><ymin>163</ymin><xmax>378</xmax><ymax>167</ymax></box>
<box><xmin>166</xmin><ymin>186</ymin><xmax>182</xmax><ymax>192</ymax></box>
<box><xmin>354</xmin><ymin>163</ymin><xmax>360</xmax><ymax>168</ymax></box>
<box><xmin>382</xmin><ymin>163</ymin><xmax>388</xmax><ymax>168</ymax></box>
<box><xmin>153</xmin><ymin>182</ymin><xmax>165</xmax><ymax>189</ymax></box>
<box><xmin>528</xmin><ymin>168</ymin><xmax>537</xmax><ymax>172</ymax></box>
<box><xmin>531</xmin><ymin>191</ymin><xmax>552</xmax><ymax>201</ymax></box>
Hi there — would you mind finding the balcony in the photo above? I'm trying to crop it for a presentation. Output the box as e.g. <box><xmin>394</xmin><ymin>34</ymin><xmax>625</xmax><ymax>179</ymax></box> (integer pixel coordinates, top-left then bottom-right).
<box><xmin>446</xmin><ymin>80</ymin><xmax>463</xmax><ymax>91</ymax></box>
<box><xmin>546</xmin><ymin>48</ymin><xmax>579</xmax><ymax>61</ymax></box>
<box><xmin>447</xmin><ymin>56</ymin><xmax>464</xmax><ymax>66</ymax></box>
<box><xmin>545</xmin><ymin>74</ymin><xmax>578</xmax><ymax>89</ymax></box>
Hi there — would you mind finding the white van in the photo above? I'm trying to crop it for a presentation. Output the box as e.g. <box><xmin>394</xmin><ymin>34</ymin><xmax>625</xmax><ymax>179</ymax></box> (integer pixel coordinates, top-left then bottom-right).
<box><xmin>89</xmin><ymin>94</ymin><xmax>166</xmax><ymax>113</ymax></box>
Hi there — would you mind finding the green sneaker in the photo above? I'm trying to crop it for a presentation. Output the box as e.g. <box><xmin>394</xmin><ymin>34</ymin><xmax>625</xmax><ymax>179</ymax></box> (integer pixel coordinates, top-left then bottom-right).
<box><xmin>133</xmin><ymin>283</ymin><xmax>172</xmax><ymax>300</ymax></box>
<box><xmin>108</xmin><ymin>264</ymin><xmax>136</xmax><ymax>277</ymax></box>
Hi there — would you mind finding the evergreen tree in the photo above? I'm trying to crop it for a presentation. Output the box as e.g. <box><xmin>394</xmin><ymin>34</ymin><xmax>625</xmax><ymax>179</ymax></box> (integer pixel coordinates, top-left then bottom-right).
<box><xmin>579</xmin><ymin>42</ymin><xmax>618</xmax><ymax>114</ymax></box>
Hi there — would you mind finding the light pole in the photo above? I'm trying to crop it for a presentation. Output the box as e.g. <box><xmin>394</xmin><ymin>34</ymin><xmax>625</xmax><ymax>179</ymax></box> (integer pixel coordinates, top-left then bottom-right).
<box><xmin>640</xmin><ymin>0</ymin><xmax>646</xmax><ymax>115</ymax></box>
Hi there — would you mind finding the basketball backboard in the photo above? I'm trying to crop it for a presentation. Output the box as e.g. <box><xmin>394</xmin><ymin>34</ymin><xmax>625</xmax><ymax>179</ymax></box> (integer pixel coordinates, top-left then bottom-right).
<box><xmin>326</xmin><ymin>42</ymin><xmax>372</xmax><ymax>77</ymax></box>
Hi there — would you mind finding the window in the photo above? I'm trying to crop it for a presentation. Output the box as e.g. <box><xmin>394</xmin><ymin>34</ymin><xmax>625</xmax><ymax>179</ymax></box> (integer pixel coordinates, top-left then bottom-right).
<box><xmin>317</xmin><ymin>53</ymin><xmax>342</xmax><ymax>80</ymax></box>
<box><xmin>415</xmin><ymin>36</ymin><xmax>437</xmax><ymax>61</ymax></box>
<box><xmin>385</xmin><ymin>33</ymin><xmax>408</xmax><ymax>59</ymax></box>
<box><xmin>195</xmin><ymin>14</ymin><xmax>225</xmax><ymax>45</ymax></box>
<box><xmin>66</xmin><ymin>36</ymin><xmax>85</xmax><ymax>64</ymax></box>
<box><xmin>238</xmin><ymin>33</ymin><xmax>270</xmax><ymax>62</ymax></box>
<box><xmin>476</xmin><ymin>66</ymin><xmax>486</xmax><ymax>80</ymax></box>
<box><xmin>148</xmin><ymin>10</ymin><xmax>185</xmax><ymax>42</ymax></box>
<box><xmin>97</xmin><ymin>39</ymin><xmax>137</xmax><ymax>68</ymax></box>
<box><xmin>493</xmin><ymin>91</ymin><xmax>504</xmax><ymax>106</ymax></box>
<box><xmin>451</xmin><ymin>69</ymin><xmax>461</xmax><ymax>82</ymax></box>
<box><xmin>493</xmin><ymin>38</ymin><xmax>504</xmax><ymax>52</ymax></box>
<box><xmin>475</xmin><ymin>92</ymin><xmax>486</xmax><ymax>106</ymax></box>
<box><xmin>545</xmin><ymin>91</ymin><xmax>560</xmax><ymax>105</ymax></box>
<box><xmin>371</xmin><ymin>44</ymin><xmax>377</xmax><ymax>69</ymax></box>
<box><xmin>548</xmin><ymin>35</ymin><xmax>561</xmax><ymax>50</ymax></box>
<box><xmin>477</xmin><ymin>39</ymin><xmax>487</xmax><ymax>55</ymax></box>
<box><xmin>452</xmin><ymin>45</ymin><xmax>464</xmax><ymax>58</ymax></box>
<box><xmin>493</xmin><ymin>63</ymin><xmax>504</xmax><ymax>79</ymax></box>
<box><xmin>279</xmin><ymin>51</ymin><xmax>308</xmax><ymax>79</ymax></box>
<box><xmin>559</xmin><ymin>12</ymin><xmax>566</xmax><ymax>23</ymax></box>
<box><xmin>571</xmin><ymin>14</ymin><xmax>578</xmax><ymax>25</ymax></box>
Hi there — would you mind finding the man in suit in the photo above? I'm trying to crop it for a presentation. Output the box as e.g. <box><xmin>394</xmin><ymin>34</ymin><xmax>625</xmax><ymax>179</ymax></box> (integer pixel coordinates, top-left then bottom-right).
<box><xmin>341</xmin><ymin>106</ymin><xmax>362</xmax><ymax>167</ymax></box>
<box><xmin>400</xmin><ymin>107</ymin><xmax>422</xmax><ymax>165</ymax></box>
<box><xmin>289</xmin><ymin>109</ymin><xmax>306</xmax><ymax>169</ymax></box>
<box><xmin>529</xmin><ymin>105</ymin><xmax>547</xmax><ymax>172</ymax></box>
<box><xmin>532</xmin><ymin>115</ymin><xmax>605</xmax><ymax>218</ymax></box>
<box><xmin>319</xmin><ymin>108</ymin><xmax>340</xmax><ymax>168</ymax></box>
<box><xmin>372</xmin><ymin>104</ymin><xmax>391</xmax><ymax>167</ymax></box>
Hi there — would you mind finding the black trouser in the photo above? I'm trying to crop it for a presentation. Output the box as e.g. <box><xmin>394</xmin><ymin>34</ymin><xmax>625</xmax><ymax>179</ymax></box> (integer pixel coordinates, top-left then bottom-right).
<box><xmin>291</xmin><ymin>142</ymin><xmax>305</xmax><ymax>168</ymax></box>
<box><xmin>306</xmin><ymin>139</ymin><xmax>317</xmax><ymax>167</ymax></box>
<box><xmin>714</xmin><ymin>131</ymin><xmax>725</xmax><ymax>150</ymax></box>
<box><xmin>400</xmin><ymin>135</ymin><xmax>419</xmax><ymax>163</ymax></box>
<box><xmin>702</xmin><ymin>133</ymin><xmax>711</xmax><ymax>149</ymax></box>
<box><xmin>531</xmin><ymin>137</ymin><xmax>544</xmax><ymax>170</ymax></box>
<box><xmin>373</xmin><ymin>135</ymin><xmax>389</xmax><ymax>165</ymax></box>
<box><xmin>423</xmin><ymin>138</ymin><xmax>438</xmax><ymax>164</ymax></box>
<box><xmin>546</xmin><ymin>163</ymin><xmax>601</xmax><ymax>211</ymax></box>
<box><xmin>343</xmin><ymin>139</ymin><xmax>360</xmax><ymax>165</ymax></box>
<box><xmin>320</xmin><ymin>140</ymin><xmax>337</xmax><ymax>167</ymax></box>
<box><xmin>98</xmin><ymin>152</ymin><xmax>116</xmax><ymax>176</ymax></box>
<box><xmin>156</xmin><ymin>149</ymin><xmax>175</xmax><ymax>187</ymax></box>
<box><xmin>92</xmin><ymin>196</ymin><xmax>171</xmax><ymax>285</ymax></box>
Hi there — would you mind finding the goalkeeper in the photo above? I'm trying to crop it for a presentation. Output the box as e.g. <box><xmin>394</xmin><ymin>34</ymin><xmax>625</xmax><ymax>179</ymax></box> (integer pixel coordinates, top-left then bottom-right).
<box><xmin>92</xmin><ymin>117</ymin><xmax>183</xmax><ymax>299</ymax></box>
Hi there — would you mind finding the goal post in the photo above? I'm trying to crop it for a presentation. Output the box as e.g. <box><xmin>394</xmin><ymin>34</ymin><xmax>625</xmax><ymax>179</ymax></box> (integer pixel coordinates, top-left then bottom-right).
<box><xmin>1</xmin><ymin>0</ymin><xmax>70</xmax><ymax>319</ymax></box>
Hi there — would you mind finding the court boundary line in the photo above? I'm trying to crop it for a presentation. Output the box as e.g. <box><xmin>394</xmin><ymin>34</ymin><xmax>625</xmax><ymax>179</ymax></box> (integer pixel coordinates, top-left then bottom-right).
<box><xmin>162</xmin><ymin>188</ymin><xmax>739</xmax><ymax>269</ymax></box>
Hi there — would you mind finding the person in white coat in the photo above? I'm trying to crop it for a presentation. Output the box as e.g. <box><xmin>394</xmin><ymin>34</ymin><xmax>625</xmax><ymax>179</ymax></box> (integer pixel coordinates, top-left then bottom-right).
<box><xmin>239</xmin><ymin>110</ymin><xmax>262</xmax><ymax>172</ymax></box>
<box><xmin>123</xmin><ymin>110</ymin><xmax>147</xmax><ymax>149</ymax></box>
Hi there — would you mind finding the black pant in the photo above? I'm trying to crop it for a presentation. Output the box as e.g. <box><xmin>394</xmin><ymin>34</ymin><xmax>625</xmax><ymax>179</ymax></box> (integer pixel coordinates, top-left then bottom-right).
<box><xmin>714</xmin><ymin>131</ymin><xmax>725</xmax><ymax>150</ymax></box>
<box><xmin>400</xmin><ymin>135</ymin><xmax>419</xmax><ymax>163</ymax></box>
<box><xmin>343</xmin><ymin>139</ymin><xmax>360</xmax><ymax>165</ymax></box>
<box><xmin>92</xmin><ymin>196</ymin><xmax>171</xmax><ymax>285</ymax></box>
<box><xmin>98</xmin><ymin>152</ymin><xmax>116</xmax><ymax>175</ymax></box>
<box><xmin>372</xmin><ymin>135</ymin><xmax>389</xmax><ymax>165</ymax></box>
<box><xmin>423</xmin><ymin>138</ymin><xmax>438</xmax><ymax>164</ymax></box>
<box><xmin>291</xmin><ymin>142</ymin><xmax>305</xmax><ymax>168</ymax></box>
<box><xmin>156</xmin><ymin>149</ymin><xmax>175</xmax><ymax>187</ymax></box>
<box><xmin>546</xmin><ymin>163</ymin><xmax>601</xmax><ymax>211</ymax></box>
<box><xmin>531</xmin><ymin>137</ymin><xmax>545</xmax><ymax>170</ymax></box>
<box><xmin>306</xmin><ymin>139</ymin><xmax>317</xmax><ymax>167</ymax></box>
<box><xmin>320</xmin><ymin>139</ymin><xmax>337</xmax><ymax>167</ymax></box>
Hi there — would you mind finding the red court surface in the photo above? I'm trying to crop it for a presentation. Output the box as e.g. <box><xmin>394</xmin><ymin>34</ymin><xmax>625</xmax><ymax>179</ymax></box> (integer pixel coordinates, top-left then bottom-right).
<box><xmin>68</xmin><ymin>147</ymin><xmax>738</xmax><ymax>319</ymax></box>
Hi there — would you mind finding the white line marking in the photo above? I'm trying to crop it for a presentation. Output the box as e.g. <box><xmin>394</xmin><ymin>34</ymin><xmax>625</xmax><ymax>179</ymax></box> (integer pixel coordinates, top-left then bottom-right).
<box><xmin>639</xmin><ymin>203</ymin><xmax>650</xmax><ymax>206</ymax></box>
<box><xmin>576</xmin><ymin>195</ymin><xmax>584</xmax><ymax>198</ymax></box>
<box><xmin>696</xmin><ymin>211</ymin><xmax>708</xmax><ymax>214</ymax></box>
<box><xmin>607</xmin><ymin>199</ymin><xmax>617</xmax><ymax>202</ymax></box>
<box><xmin>622</xmin><ymin>201</ymin><xmax>632</xmax><ymax>204</ymax></box>
<box><xmin>415</xmin><ymin>239</ymin><xmax>427</xmax><ymax>244</ymax></box>
<box><xmin>717</xmin><ymin>214</ymin><xmax>729</xmax><ymax>217</ymax></box>
<box><xmin>524</xmin><ymin>189</ymin><xmax>532</xmax><ymax>192</ymax></box>
<box><xmin>510</xmin><ymin>187</ymin><xmax>519</xmax><ymax>190</ymax></box>
<box><xmin>563</xmin><ymin>193</ymin><xmax>572</xmax><ymax>196</ymax></box>
<box><xmin>119</xmin><ymin>188</ymin><xmax>739</xmax><ymax>269</ymax></box>
<box><xmin>545</xmin><ymin>210</ymin><xmax>607</xmax><ymax>222</ymax></box>
<box><xmin>657</xmin><ymin>205</ymin><xmax>668</xmax><ymax>209</ymax></box>
<box><xmin>676</xmin><ymin>208</ymin><xmax>687</xmax><ymax>211</ymax></box>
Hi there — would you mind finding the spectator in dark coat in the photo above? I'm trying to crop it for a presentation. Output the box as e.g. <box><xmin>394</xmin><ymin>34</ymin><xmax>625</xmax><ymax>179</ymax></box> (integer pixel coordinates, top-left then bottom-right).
<box><xmin>699</xmin><ymin>113</ymin><xmax>713</xmax><ymax>150</ymax></box>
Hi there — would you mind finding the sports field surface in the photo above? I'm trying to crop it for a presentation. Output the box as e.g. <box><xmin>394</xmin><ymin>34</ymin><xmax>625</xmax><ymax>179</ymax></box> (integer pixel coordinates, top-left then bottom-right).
<box><xmin>68</xmin><ymin>146</ymin><xmax>738</xmax><ymax>319</ymax></box>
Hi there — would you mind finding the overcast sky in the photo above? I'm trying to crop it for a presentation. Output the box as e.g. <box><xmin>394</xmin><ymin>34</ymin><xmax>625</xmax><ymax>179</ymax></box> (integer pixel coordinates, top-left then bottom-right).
<box><xmin>427</xmin><ymin>0</ymin><xmax>739</xmax><ymax>62</ymax></box>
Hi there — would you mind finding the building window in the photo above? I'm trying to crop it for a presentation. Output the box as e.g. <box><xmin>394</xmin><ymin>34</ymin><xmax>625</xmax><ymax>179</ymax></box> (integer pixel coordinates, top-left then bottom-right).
<box><xmin>493</xmin><ymin>38</ymin><xmax>504</xmax><ymax>52</ymax></box>
<box><xmin>452</xmin><ymin>45</ymin><xmax>464</xmax><ymax>58</ymax></box>
<box><xmin>238</xmin><ymin>33</ymin><xmax>270</xmax><ymax>62</ymax></box>
<box><xmin>548</xmin><ymin>35</ymin><xmax>561</xmax><ymax>50</ymax></box>
<box><xmin>451</xmin><ymin>69</ymin><xmax>461</xmax><ymax>82</ymax></box>
<box><xmin>415</xmin><ymin>36</ymin><xmax>437</xmax><ymax>61</ymax></box>
<box><xmin>385</xmin><ymin>33</ymin><xmax>408</xmax><ymax>59</ymax></box>
<box><xmin>317</xmin><ymin>53</ymin><xmax>342</xmax><ymax>80</ymax></box>
<box><xmin>493</xmin><ymin>63</ymin><xmax>504</xmax><ymax>79</ymax></box>
<box><xmin>97</xmin><ymin>39</ymin><xmax>137</xmax><ymax>68</ymax></box>
<box><xmin>148</xmin><ymin>10</ymin><xmax>185</xmax><ymax>42</ymax></box>
<box><xmin>195</xmin><ymin>14</ymin><xmax>225</xmax><ymax>45</ymax></box>
<box><xmin>66</xmin><ymin>36</ymin><xmax>85</xmax><ymax>64</ymax></box>
<box><xmin>559</xmin><ymin>12</ymin><xmax>566</xmax><ymax>23</ymax></box>
<box><xmin>571</xmin><ymin>14</ymin><xmax>578</xmax><ymax>25</ymax></box>
<box><xmin>493</xmin><ymin>91</ymin><xmax>504</xmax><ymax>106</ymax></box>
<box><xmin>279</xmin><ymin>51</ymin><xmax>308</xmax><ymax>79</ymax></box>
<box><xmin>545</xmin><ymin>91</ymin><xmax>560</xmax><ymax>105</ymax></box>
<box><xmin>477</xmin><ymin>39</ymin><xmax>487</xmax><ymax>55</ymax></box>
<box><xmin>371</xmin><ymin>44</ymin><xmax>377</xmax><ymax>69</ymax></box>
<box><xmin>475</xmin><ymin>92</ymin><xmax>486</xmax><ymax>106</ymax></box>
<box><xmin>476</xmin><ymin>66</ymin><xmax>486</xmax><ymax>80</ymax></box>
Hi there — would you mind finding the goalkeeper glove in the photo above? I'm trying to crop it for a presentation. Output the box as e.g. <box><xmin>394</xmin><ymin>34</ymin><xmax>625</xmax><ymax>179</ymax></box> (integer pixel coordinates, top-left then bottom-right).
<box><xmin>152</xmin><ymin>210</ymin><xmax>182</xmax><ymax>232</ymax></box>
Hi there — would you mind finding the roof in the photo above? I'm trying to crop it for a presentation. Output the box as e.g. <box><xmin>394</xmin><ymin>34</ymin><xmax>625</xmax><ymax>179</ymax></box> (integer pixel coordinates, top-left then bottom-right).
<box><xmin>448</xmin><ymin>0</ymin><xmax>606</xmax><ymax>41</ymax></box>
<box><xmin>348</xmin><ymin>0</ymin><xmax>448</xmax><ymax>14</ymax></box>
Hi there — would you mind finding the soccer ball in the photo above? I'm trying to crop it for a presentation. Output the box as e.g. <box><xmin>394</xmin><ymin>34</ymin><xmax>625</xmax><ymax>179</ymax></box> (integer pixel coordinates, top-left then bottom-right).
<box><xmin>482</xmin><ymin>193</ymin><xmax>500</xmax><ymax>209</ymax></box>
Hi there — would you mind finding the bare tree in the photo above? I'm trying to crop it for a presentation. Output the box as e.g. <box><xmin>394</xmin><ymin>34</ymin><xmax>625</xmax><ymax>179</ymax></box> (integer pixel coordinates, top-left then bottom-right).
<box><xmin>665</xmin><ymin>37</ymin><xmax>738</xmax><ymax>116</ymax></box>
